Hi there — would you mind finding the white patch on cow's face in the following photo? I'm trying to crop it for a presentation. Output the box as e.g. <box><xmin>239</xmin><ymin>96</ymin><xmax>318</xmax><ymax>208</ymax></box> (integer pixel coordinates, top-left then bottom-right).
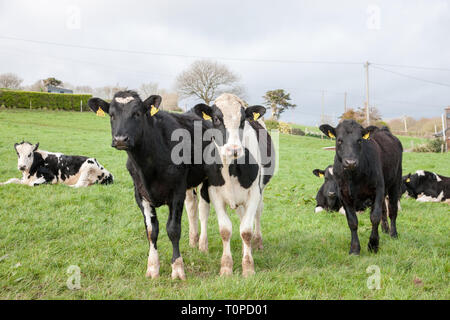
<box><xmin>15</xmin><ymin>143</ymin><xmax>36</xmax><ymax>172</ymax></box>
<box><xmin>434</xmin><ymin>173</ymin><xmax>442</xmax><ymax>182</ymax></box>
<box><xmin>214</xmin><ymin>93</ymin><xmax>246</xmax><ymax>162</ymax></box>
<box><xmin>115</xmin><ymin>96</ymin><xmax>134</xmax><ymax>104</ymax></box>
<box><xmin>416</xmin><ymin>170</ymin><xmax>425</xmax><ymax>176</ymax></box>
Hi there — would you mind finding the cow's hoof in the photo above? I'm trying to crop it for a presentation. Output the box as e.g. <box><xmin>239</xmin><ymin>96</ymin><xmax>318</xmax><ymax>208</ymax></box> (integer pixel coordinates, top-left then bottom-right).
<box><xmin>252</xmin><ymin>236</ymin><xmax>264</xmax><ymax>251</ymax></box>
<box><xmin>199</xmin><ymin>236</ymin><xmax>208</xmax><ymax>253</ymax></box>
<box><xmin>171</xmin><ymin>257</ymin><xmax>186</xmax><ymax>280</ymax></box>
<box><xmin>368</xmin><ymin>240</ymin><xmax>379</xmax><ymax>253</ymax></box>
<box><xmin>220</xmin><ymin>255</ymin><xmax>233</xmax><ymax>276</ymax></box>
<box><xmin>189</xmin><ymin>233</ymin><xmax>199</xmax><ymax>248</ymax></box>
<box><xmin>390</xmin><ymin>231</ymin><xmax>398</xmax><ymax>238</ymax></box>
<box><xmin>145</xmin><ymin>269</ymin><xmax>160</xmax><ymax>279</ymax></box>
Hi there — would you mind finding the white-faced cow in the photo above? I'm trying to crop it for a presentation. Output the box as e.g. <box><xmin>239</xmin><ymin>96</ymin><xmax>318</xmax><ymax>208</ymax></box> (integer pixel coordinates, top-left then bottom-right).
<box><xmin>403</xmin><ymin>170</ymin><xmax>449</xmax><ymax>203</ymax></box>
<box><xmin>187</xmin><ymin>93</ymin><xmax>275</xmax><ymax>277</ymax></box>
<box><xmin>319</xmin><ymin>121</ymin><xmax>403</xmax><ymax>254</ymax></box>
<box><xmin>88</xmin><ymin>91</ymin><xmax>211</xmax><ymax>280</ymax></box>
<box><xmin>0</xmin><ymin>141</ymin><xmax>113</xmax><ymax>187</ymax></box>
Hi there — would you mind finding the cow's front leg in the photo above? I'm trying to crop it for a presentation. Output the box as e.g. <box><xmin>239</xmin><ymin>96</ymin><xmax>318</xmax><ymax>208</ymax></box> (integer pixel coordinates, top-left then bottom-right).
<box><xmin>185</xmin><ymin>188</ymin><xmax>199</xmax><ymax>248</ymax></box>
<box><xmin>210</xmin><ymin>189</ymin><xmax>233</xmax><ymax>276</ymax></box>
<box><xmin>0</xmin><ymin>178</ymin><xmax>22</xmax><ymax>185</ymax></box>
<box><xmin>240</xmin><ymin>194</ymin><xmax>260</xmax><ymax>277</ymax></box>
<box><xmin>141</xmin><ymin>199</ymin><xmax>160</xmax><ymax>279</ymax></box>
<box><xmin>168</xmin><ymin>196</ymin><xmax>186</xmax><ymax>280</ymax></box>
<box><xmin>252</xmin><ymin>198</ymin><xmax>264</xmax><ymax>250</ymax></box>
<box><xmin>343</xmin><ymin>204</ymin><xmax>360</xmax><ymax>255</ymax></box>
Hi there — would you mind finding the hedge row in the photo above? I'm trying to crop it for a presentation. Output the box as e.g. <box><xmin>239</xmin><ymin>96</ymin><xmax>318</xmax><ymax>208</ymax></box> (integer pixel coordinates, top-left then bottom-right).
<box><xmin>0</xmin><ymin>89</ymin><xmax>92</xmax><ymax>111</ymax></box>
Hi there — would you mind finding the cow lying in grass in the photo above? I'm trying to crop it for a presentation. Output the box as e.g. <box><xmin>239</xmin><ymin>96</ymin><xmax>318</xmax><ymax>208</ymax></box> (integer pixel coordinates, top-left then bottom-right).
<box><xmin>403</xmin><ymin>170</ymin><xmax>450</xmax><ymax>203</ymax></box>
<box><xmin>319</xmin><ymin>122</ymin><xmax>403</xmax><ymax>254</ymax></box>
<box><xmin>0</xmin><ymin>141</ymin><xmax>114</xmax><ymax>187</ymax></box>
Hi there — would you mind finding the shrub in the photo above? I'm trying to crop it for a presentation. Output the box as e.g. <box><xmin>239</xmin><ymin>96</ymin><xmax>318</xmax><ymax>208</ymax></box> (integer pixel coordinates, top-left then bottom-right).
<box><xmin>412</xmin><ymin>139</ymin><xmax>445</xmax><ymax>153</ymax></box>
<box><xmin>291</xmin><ymin>127</ymin><xmax>305</xmax><ymax>136</ymax></box>
<box><xmin>278</xmin><ymin>121</ymin><xmax>292</xmax><ymax>134</ymax></box>
<box><xmin>264</xmin><ymin>119</ymin><xmax>280</xmax><ymax>131</ymax></box>
<box><xmin>0</xmin><ymin>89</ymin><xmax>92</xmax><ymax>111</ymax></box>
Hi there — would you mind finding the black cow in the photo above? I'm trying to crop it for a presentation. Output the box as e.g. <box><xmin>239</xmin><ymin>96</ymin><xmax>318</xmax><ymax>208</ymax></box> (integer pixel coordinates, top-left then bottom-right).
<box><xmin>319</xmin><ymin>121</ymin><xmax>403</xmax><ymax>254</ymax></box>
<box><xmin>403</xmin><ymin>170</ymin><xmax>450</xmax><ymax>203</ymax></box>
<box><xmin>88</xmin><ymin>90</ymin><xmax>210</xmax><ymax>280</ymax></box>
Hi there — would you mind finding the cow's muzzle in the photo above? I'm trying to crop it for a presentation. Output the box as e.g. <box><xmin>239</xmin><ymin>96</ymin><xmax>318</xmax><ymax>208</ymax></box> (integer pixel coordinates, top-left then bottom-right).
<box><xmin>112</xmin><ymin>136</ymin><xmax>130</xmax><ymax>150</ymax></box>
<box><xmin>343</xmin><ymin>159</ymin><xmax>358</xmax><ymax>170</ymax></box>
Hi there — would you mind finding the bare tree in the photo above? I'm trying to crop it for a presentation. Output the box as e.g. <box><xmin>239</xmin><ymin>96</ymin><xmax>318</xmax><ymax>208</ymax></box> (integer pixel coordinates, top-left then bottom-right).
<box><xmin>138</xmin><ymin>82</ymin><xmax>159</xmax><ymax>98</ymax></box>
<box><xmin>0</xmin><ymin>73</ymin><xmax>23</xmax><ymax>89</ymax></box>
<box><xmin>175</xmin><ymin>59</ymin><xmax>245</xmax><ymax>104</ymax></box>
<box><xmin>25</xmin><ymin>80</ymin><xmax>46</xmax><ymax>92</ymax></box>
<box><xmin>94</xmin><ymin>84</ymin><xmax>128</xmax><ymax>100</ymax></box>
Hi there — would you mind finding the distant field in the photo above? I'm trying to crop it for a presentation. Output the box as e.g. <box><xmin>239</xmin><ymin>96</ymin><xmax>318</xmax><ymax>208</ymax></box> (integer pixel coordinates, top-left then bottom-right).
<box><xmin>0</xmin><ymin>109</ymin><xmax>449</xmax><ymax>299</ymax></box>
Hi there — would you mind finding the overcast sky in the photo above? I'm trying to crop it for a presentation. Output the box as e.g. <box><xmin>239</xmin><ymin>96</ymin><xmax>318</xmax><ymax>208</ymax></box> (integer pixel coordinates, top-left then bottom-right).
<box><xmin>0</xmin><ymin>0</ymin><xmax>449</xmax><ymax>125</ymax></box>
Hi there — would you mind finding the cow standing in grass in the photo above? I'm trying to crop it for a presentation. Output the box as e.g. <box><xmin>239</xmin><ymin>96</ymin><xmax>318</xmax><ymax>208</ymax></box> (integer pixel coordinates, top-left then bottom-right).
<box><xmin>88</xmin><ymin>91</ymin><xmax>211</xmax><ymax>280</ymax></box>
<box><xmin>0</xmin><ymin>141</ymin><xmax>113</xmax><ymax>187</ymax></box>
<box><xmin>188</xmin><ymin>93</ymin><xmax>275</xmax><ymax>277</ymax></box>
<box><xmin>319</xmin><ymin>121</ymin><xmax>403</xmax><ymax>254</ymax></box>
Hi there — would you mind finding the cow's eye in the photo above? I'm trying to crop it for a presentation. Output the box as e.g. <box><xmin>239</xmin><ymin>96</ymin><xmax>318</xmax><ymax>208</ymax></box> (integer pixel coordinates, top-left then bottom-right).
<box><xmin>110</xmin><ymin>114</ymin><xmax>115</xmax><ymax>121</ymax></box>
<box><xmin>28</xmin><ymin>153</ymin><xmax>32</xmax><ymax>158</ymax></box>
<box><xmin>358</xmin><ymin>139</ymin><xmax>362</xmax><ymax>144</ymax></box>
<box><xmin>337</xmin><ymin>139</ymin><xmax>343</xmax><ymax>145</ymax></box>
<box><xmin>213</xmin><ymin>117</ymin><xmax>221</xmax><ymax>126</ymax></box>
<box><xmin>133</xmin><ymin>112</ymin><xmax>140</xmax><ymax>118</ymax></box>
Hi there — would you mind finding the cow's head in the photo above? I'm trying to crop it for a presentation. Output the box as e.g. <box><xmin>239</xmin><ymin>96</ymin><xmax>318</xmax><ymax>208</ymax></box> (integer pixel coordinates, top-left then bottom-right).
<box><xmin>193</xmin><ymin>93</ymin><xmax>266</xmax><ymax>162</ymax></box>
<box><xmin>313</xmin><ymin>165</ymin><xmax>339</xmax><ymax>209</ymax></box>
<box><xmin>320</xmin><ymin>120</ymin><xmax>377</xmax><ymax>171</ymax></box>
<box><xmin>14</xmin><ymin>141</ymin><xmax>39</xmax><ymax>172</ymax></box>
<box><xmin>88</xmin><ymin>91</ymin><xmax>162</xmax><ymax>151</ymax></box>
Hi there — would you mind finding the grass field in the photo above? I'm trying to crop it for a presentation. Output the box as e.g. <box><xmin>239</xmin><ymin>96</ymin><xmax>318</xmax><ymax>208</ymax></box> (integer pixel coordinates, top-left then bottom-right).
<box><xmin>0</xmin><ymin>109</ymin><xmax>449</xmax><ymax>300</ymax></box>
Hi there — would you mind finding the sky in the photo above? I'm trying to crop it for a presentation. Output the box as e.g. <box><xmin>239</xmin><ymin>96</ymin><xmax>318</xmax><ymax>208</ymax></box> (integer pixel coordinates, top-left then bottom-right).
<box><xmin>0</xmin><ymin>0</ymin><xmax>449</xmax><ymax>126</ymax></box>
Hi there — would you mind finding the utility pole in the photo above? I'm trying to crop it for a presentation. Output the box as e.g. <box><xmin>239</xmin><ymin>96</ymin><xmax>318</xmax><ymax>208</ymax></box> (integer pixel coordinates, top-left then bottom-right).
<box><xmin>365</xmin><ymin>61</ymin><xmax>370</xmax><ymax>126</ymax></box>
<box><xmin>403</xmin><ymin>116</ymin><xmax>408</xmax><ymax>133</ymax></box>
<box><xmin>344</xmin><ymin>92</ymin><xmax>347</xmax><ymax>112</ymax></box>
<box><xmin>321</xmin><ymin>90</ymin><xmax>325</xmax><ymax>124</ymax></box>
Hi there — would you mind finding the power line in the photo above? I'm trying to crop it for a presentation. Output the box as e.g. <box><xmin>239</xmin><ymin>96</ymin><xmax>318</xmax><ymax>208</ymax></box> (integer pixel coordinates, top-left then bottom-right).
<box><xmin>0</xmin><ymin>35</ymin><xmax>363</xmax><ymax>65</ymax></box>
<box><xmin>372</xmin><ymin>65</ymin><xmax>450</xmax><ymax>87</ymax></box>
<box><xmin>372</xmin><ymin>63</ymin><xmax>450</xmax><ymax>72</ymax></box>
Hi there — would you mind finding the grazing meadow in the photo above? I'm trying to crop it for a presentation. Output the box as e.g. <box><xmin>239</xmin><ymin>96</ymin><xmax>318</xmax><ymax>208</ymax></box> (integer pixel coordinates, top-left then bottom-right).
<box><xmin>0</xmin><ymin>109</ymin><xmax>448</xmax><ymax>299</ymax></box>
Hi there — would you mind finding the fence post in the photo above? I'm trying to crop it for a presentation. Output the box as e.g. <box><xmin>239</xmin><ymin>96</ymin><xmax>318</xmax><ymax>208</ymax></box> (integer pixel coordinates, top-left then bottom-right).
<box><xmin>80</xmin><ymin>100</ymin><xmax>83</xmax><ymax>112</ymax></box>
<box><xmin>30</xmin><ymin>100</ymin><xmax>32</xmax><ymax>110</ymax></box>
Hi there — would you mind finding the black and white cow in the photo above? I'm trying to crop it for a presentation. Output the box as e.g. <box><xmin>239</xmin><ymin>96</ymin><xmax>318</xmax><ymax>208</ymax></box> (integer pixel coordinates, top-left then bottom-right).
<box><xmin>0</xmin><ymin>141</ymin><xmax>113</xmax><ymax>187</ymax></box>
<box><xmin>312</xmin><ymin>165</ymin><xmax>344</xmax><ymax>214</ymax></box>
<box><xmin>319</xmin><ymin>121</ymin><xmax>403</xmax><ymax>255</ymax></box>
<box><xmin>88</xmin><ymin>91</ymin><xmax>212</xmax><ymax>280</ymax></box>
<box><xmin>403</xmin><ymin>170</ymin><xmax>450</xmax><ymax>203</ymax></box>
<box><xmin>188</xmin><ymin>93</ymin><xmax>276</xmax><ymax>277</ymax></box>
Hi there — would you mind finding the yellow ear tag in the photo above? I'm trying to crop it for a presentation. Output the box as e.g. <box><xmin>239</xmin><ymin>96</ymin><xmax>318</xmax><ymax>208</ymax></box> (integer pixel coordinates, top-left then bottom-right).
<box><xmin>253</xmin><ymin>112</ymin><xmax>260</xmax><ymax>121</ymax></box>
<box><xmin>363</xmin><ymin>132</ymin><xmax>370</xmax><ymax>140</ymax></box>
<box><xmin>406</xmin><ymin>178</ymin><xmax>411</xmax><ymax>183</ymax></box>
<box><xmin>319</xmin><ymin>173</ymin><xmax>324</xmax><ymax>178</ymax></box>
<box><xmin>150</xmin><ymin>105</ymin><xmax>159</xmax><ymax>116</ymax></box>
<box><xmin>328</xmin><ymin>131</ymin><xmax>335</xmax><ymax>138</ymax></box>
<box><xmin>96</xmin><ymin>107</ymin><xmax>105</xmax><ymax>117</ymax></box>
<box><xmin>202</xmin><ymin>112</ymin><xmax>212</xmax><ymax>121</ymax></box>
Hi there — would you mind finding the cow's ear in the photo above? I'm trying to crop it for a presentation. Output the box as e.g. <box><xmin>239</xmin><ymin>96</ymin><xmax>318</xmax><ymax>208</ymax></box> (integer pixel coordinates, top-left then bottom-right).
<box><xmin>193</xmin><ymin>103</ymin><xmax>213</xmax><ymax>121</ymax></box>
<box><xmin>33</xmin><ymin>143</ymin><xmax>39</xmax><ymax>151</ymax></box>
<box><xmin>88</xmin><ymin>98</ymin><xmax>110</xmax><ymax>115</ymax></box>
<box><xmin>143</xmin><ymin>95</ymin><xmax>162</xmax><ymax>117</ymax></box>
<box><xmin>319</xmin><ymin>124</ymin><xmax>336</xmax><ymax>139</ymax></box>
<box><xmin>313</xmin><ymin>169</ymin><xmax>325</xmax><ymax>178</ymax></box>
<box><xmin>405</xmin><ymin>173</ymin><xmax>411</xmax><ymax>183</ymax></box>
<box><xmin>362</xmin><ymin>125</ymin><xmax>378</xmax><ymax>140</ymax></box>
<box><xmin>14</xmin><ymin>143</ymin><xmax>19</xmax><ymax>152</ymax></box>
<box><xmin>245</xmin><ymin>105</ymin><xmax>266</xmax><ymax>121</ymax></box>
